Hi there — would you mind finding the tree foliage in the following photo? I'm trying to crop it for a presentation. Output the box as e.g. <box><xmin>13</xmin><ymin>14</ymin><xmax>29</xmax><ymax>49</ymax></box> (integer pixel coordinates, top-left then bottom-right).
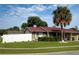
<box><xmin>0</xmin><ymin>29</ymin><xmax>7</xmax><ymax>36</ymax></box>
<box><xmin>27</xmin><ymin>16</ymin><xmax>48</xmax><ymax>27</ymax></box>
<box><xmin>53</xmin><ymin>6</ymin><xmax>72</xmax><ymax>41</ymax></box>
<box><xmin>21</xmin><ymin>23</ymin><xmax>27</xmax><ymax>29</ymax></box>
<box><xmin>53</xmin><ymin>6</ymin><xmax>72</xmax><ymax>27</ymax></box>
<box><xmin>13</xmin><ymin>26</ymin><xmax>19</xmax><ymax>31</ymax></box>
<box><xmin>8</xmin><ymin>26</ymin><xmax>19</xmax><ymax>31</ymax></box>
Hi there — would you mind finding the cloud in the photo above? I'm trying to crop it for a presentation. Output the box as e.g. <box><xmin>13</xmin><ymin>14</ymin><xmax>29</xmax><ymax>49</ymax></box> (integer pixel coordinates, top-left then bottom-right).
<box><xmin>53</xmin><ymin>4</ymin><xmax>68</xmax><ymax>7</ymax></box>
<box><xmin>0</xmin><ymin>4</ymin><xmax>52</xmax><ymax>19</ymax></box>
<box><xmin>52</xmin><ymin>4</ymin><xmax>75</xmax><ymax>9</ymax></box>
<box><xmin>6</xmin><ymin>6</ymin><xmax>39</xmax><ymax>18</ymax></box>
<box><xmin>52</xmin><ymin>4</ymin><xmax>57</xmax><ymax>8</ymax></box>
<box><xmin>39</xmin><ymin>14</ymin><xmax>54</xmax><ymax>26</ymax></box>
<box><xmin>2</xmin><ymin>5</ymin><xmax>52</xmax><ymax>27</ymax></box>
<box><xmin>0</xmin><ymin>4</ymin><xmax>76</xmax><ymax>29</ymax></box>
<box><xmin>6</xmin><ymin>4</ymin><xmax>50</xmax><ymax>20</ymax></box>
<box><xmin>33</xmin><ymin>5</ymin><xmax>46</xmax><ymax>11</ymax></box>
<box><xmin>0</xmin><ymin>5</ymin><xmax>40</xmax><ymax>29</ymax></box>
<box><xmin>7</xmin><ymin>5</ymin><xmax>54</xmax><ymax>27</ymax></box>
<box><xmin>18</xmin><ymin>5</ymin><xmax>47</xmax><ymax>12</ymax></box>
<box><xmin>15</xmin><ymin>5</ymin><xmax>47</xmax><ymax>12</ymax></box>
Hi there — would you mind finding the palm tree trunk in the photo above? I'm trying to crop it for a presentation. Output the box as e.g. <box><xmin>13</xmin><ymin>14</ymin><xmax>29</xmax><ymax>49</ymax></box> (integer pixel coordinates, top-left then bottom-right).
<box><xmin>61</xmin><ymin>23</ymin><xmax>64</xmax><ymax>42</ymax></box>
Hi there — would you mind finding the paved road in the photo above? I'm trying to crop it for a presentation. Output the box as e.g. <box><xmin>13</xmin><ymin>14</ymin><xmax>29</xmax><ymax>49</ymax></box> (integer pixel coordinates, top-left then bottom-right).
<box><xmin>32</xmin><ymin>51</ymin><xmax>79</xmax><ymax>55</ymax></box>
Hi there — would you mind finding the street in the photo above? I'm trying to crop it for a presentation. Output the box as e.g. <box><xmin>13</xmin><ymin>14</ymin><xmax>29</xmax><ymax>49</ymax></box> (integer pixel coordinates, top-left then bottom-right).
<box><xmin>32</xmin><ymin>50</ymin><xmax>79</xmax><ymax>55</ymax></box>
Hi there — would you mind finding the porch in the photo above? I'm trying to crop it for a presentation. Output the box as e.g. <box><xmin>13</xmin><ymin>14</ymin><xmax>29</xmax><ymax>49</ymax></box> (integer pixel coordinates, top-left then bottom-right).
<box><xmin>47</xmin><ymin>31</ymin><xmax>79</xmax><ymax>41</ymax></box>
<box><xmin>32</xmin><ymin>31</ymin><xmax>79</xmax><ymax>41</ymax></box>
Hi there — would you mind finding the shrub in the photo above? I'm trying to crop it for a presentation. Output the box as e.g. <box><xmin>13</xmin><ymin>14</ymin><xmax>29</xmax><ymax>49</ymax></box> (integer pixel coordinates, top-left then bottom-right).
<box><xmin>38</xmin><ymin>36</ymin><xmax>61</xmax><ymax>41</ymax></box>
<box><xmin>38</xmin><ymin>36</ymin><xmax>55</xmax><ymax>41</ymax></box>
<box><xmin>53</xmin><ymin>36</ymin><xmax>61</xmax><ymax>41</ymax></box>
<box><xmin>0</xmin><ymin>36</ymin><xmax>3</xmax><ymax>43</ymax></box>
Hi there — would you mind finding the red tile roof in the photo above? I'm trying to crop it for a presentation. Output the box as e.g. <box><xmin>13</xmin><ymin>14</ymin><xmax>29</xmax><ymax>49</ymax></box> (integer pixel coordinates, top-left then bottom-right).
<box><xmin>26</xmin><ymin>27</ymin><xmax>78</xmax><ymax>33</ymax></box>
<box><xmin>41</xmin><ymin>27</ymin><xmax>61</xmax><ymax>31</ymax></box>
<box><xmin>64</xmin><ymin>29</ymin><xmax>77</xmax><ymax>33</ymax></box>
<box><xmin>27</xmin><ymin>27</ymin><xmax>46</xmax><ymax>32</ymax></box>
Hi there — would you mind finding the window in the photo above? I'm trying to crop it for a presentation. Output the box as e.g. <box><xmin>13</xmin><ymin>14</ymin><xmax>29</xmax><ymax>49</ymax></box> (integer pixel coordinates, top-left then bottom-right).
<box><xmin>38</xmin><ymin>32</ymin><xmax>43</xmax><ymax>37</ymax></box>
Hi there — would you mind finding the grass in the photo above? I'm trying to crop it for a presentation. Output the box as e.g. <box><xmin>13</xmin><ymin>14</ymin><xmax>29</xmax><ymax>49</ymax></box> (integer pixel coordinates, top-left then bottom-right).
<box><xmin>0</xmin><ymin>41</ymin><xmax>79</xmax><ymax>54</ymax></box>
<box><xmin>0</xmin><ymin>47</ymin><xmax>79</xmax><ymax>54</ymax></box>
<box><xmin>0</xmin><ymin>41</ymin><xmax>79</xmax><ymax>48</ymax></box>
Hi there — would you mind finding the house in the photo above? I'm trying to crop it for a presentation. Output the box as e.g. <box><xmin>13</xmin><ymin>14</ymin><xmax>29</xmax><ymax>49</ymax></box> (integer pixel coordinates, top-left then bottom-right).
<box><xmin>25</xmin><ymin>27</ymin><xmax>79</xmax><ymax>41</ymax></box>
<box><xmin>1</xmin><ymin>26</ymin><xmax>79</xmax><ymax>43</ymax></box>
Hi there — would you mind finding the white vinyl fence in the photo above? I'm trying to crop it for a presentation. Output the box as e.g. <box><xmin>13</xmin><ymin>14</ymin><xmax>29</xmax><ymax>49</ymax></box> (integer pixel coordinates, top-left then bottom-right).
<box><xmin>1</xmin><ymin>34</ymin><xmax>32</xmax><ymax>43</ymax></box>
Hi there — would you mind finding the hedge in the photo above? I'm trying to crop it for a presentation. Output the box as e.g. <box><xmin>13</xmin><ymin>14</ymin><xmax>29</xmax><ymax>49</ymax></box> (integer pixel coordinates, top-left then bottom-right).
<box><xmin>0</xmin><ymin>36</ymin><xmax>3</xmax><ymax>43</ymax></box>
<box><xmin>38</xmin><ymin>36</ymin><xmax>60</xmax><ymax>41</ymax></box>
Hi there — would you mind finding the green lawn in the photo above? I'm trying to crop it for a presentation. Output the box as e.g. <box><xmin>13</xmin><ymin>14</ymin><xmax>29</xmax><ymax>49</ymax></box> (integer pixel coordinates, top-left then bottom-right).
<box><xmin>0</xmin><ymin>41</ymin><xmax>79</xmax><ymax>54</ymax></box>
<box><xmin>0</xmin><ymin>47</ymin><xmax>79</xmax><ymax>54</ymax></box>
<box><xmin>0</xmin><ymin>41</ymin><xmax>79</xmax><ymax>48</ymax></box>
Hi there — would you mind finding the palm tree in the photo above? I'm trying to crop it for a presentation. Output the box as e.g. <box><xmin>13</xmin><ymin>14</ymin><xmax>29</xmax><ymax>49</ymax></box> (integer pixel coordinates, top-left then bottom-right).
<box><xmin>53</xmin><ymin>6</ymin><xmax>72</xmax><ymax>42</ymax></box>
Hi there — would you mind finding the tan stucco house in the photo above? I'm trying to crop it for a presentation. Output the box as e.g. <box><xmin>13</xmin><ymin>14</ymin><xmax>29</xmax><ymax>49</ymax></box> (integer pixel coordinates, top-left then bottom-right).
<box><xmin>1</xmin><ymin>26</ymin><xmax>79</xmax><ymax>43</ymax></box>
<box><xmin>25</xmin><ymin>27</ymin><xmax>79</xmax><ymax>41</ymax></box>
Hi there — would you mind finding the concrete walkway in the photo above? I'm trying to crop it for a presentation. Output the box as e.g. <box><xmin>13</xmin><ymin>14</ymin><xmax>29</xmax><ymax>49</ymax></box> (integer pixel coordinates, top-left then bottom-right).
<box><xmin>0</xmin><ymin>45</ymin><xmax>79</xmax><ymax>50</ymax></box>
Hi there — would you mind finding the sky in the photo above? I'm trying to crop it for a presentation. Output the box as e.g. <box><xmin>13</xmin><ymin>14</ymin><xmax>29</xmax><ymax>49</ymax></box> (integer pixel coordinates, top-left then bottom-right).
<box><xmin>0</xmin><ymin>4</ymin><xmax>79</xmax><ymax>29</ymax></box>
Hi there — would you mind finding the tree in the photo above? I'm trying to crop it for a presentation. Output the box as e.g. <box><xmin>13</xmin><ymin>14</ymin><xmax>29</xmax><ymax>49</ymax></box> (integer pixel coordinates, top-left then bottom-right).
<box><xmin>0</xmin><ymin>29</ymin><xmax>7</xmax><ymax>36</ymax></box>
<box><xmin>13</xmin><ymin>26</ymin><xmax>19</xmax><ymax>31</ymax></box>
<box><xmin>27</xmin><ymin>16</ymin><xmax>40</xmax><ymax>27</ymax></box>
<box><xmin>75</xmin><ymin>26</ymin><xmax>78</xmax><ymax>30</ymax></box>
<box><xmin>27</xmin><ymin>16</ymin><xmax>48</xmax><ymax>27</ymax></box>
<box><xmin>53</xmin><ymin>6</ymin><xmax>72</xmax><ymax>42</ymax></box>
<box><xmin>70</xmin><ymin>26</ymin><xmax>78</xmax><ymax>31</ymax></box>
<box><xmin>8</xmin><ymin>26</ymin><xmax>19</xmax><ymax>31</ymax></box>
<box><xmin>37</xmin><ymin>21</ymin><xmax>48</xmax><ymax>26</ymax></box>
<box><xmin>21</xmin><ymin>23</ymin><xmax>27</xmax><ymax>30</ymax></box>
<box><xmin>8</xmin><ymin>28</ymin><xmax>13</xmax><ymax>30</ymax></box>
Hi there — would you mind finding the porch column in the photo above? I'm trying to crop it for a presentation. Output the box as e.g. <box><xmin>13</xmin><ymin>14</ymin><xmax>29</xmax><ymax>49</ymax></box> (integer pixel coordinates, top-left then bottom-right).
<box><xmin>32</xmin><ymin>33</ymin><xmax>38</xmax><ymax>41</ymax></box>
<box><xmin>63</xmin><ymin>32</ymin><xmax>65</xmax><ymax>41</ymax></box>
<box><xmin>32</xmin><ymin>33</ymin><xmax>35</xmax><ymax>41</ymax></box>
<box><xmin>75</xmin><ymin>35</ymin><xmax>78</xmax><ymax>41</ymax></box>
<box><xmin>70</xmin><ymin>33</ymin><xmax>72</xmax><ymax>41</ymax></box>
<box><xmin>56</xmin><ymin>32</ymin><xmax>58</xmax><ymax>37</ymax></box>
<box><xmin>35</xmin><ymin>33</ymin><xmax>38</xmax><ymax>41</ymax></box>
<box><xmin>47</xmin><ymin>32</ymin><xmax>49</xmax><ymax>37</ymax></box>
